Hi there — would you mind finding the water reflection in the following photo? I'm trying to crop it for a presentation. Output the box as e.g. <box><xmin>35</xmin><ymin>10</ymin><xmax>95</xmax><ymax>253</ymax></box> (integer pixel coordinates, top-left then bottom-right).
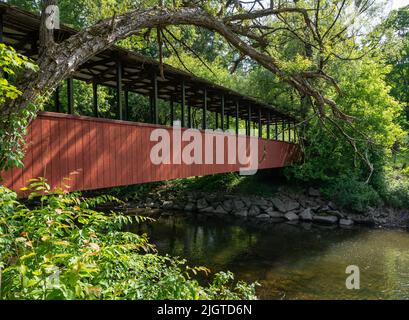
<box><xmin>127</xmin><ymin>213</ymin><xmax>409</xmax><ymax>299</ymax></box>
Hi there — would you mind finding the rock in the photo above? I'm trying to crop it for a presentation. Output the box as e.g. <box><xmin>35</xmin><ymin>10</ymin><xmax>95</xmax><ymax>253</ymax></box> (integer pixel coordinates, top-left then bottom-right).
<box><xmin>268</xmin><ymin>211</ymin><xmax>284</xmax><ymax>219</ymax></box>
<box><xmin>319</xmin><ymin>205</ymin><xmax>331</xmax><ymax>212</ymax></box>
<box><xmin>271</xmin><ymin>197</ymin><xmax>286</xmax><ymax>212</ymax></box>
<box><xmin>162</xmin><ymin>200</ymin><xmax>174</xmax><ymax>209</ymax></box>
<box><xmin>351</xmin><ymin>214</ymin><xmax>374</xmax><ymax>225</ymax></box>
<box><xmin>233</xmin><ymin>199</ymin><xmax>246</xmax><ymax>210</ymax></box>
<box><xmin>311</xmin><ymin>205</ymin><xmax>321</xmax><ymax>212</ymax></box>
<box><xmin>197</xmin><ymin>198</ymin><xmax>208</xmax><ymax>210</ymax></box>
<box><xmin>313</xmin><ymin>215</ymin><xmax>338</xmax><ymax>224</ymax></box>
<box><xmin>222</xmin><ymin>200</ymin><xmax>233</xmax><ymax>212</ymax></box>
<box><xmin>199</xmin><ymin>206</ymin><xmax>214</xmax><ymax>213</ymax></box>
<box><xmin>328</xmin><ymin>201</ymin><xmax>338</xmax><ymax>210</ymax></box>
<box><xmin>145</xmin><ymin>202</ymin><xmax>156</xmax><ymax>208</ymax></box>
<box><xmin>284</xmin><ymin>199</ymin><xmax>300</xmax><ymax>212</ymax></box>
<box><xmin>242</xmin><ymin>197</ymin><xmax>253</xmax><ymax>208</ymax></box>
<box><xmin>253</xmin><ymin>198</ymin><xmax>269</xmax><ymax>206</ymax></box>
<box><xmin>234</xmin><ymin>209</ymin><xmax>248</xmax><ymax>218</ymax></box>
<box><xmin>256</xmin><ymin>213</ymin><xmax>271</xmax><ymax>220</ymax></box>
<box><xmin>213</xmin><ymin>205</ymin><xmax>228</xmax><ymax>215</ymax></box>
<box><xmin>320</xmin><ymin>209</ymin><xmax>345</xmax><ymax>219</ymax></box>
<box><xmin>271</xmin><ymin>197</ymin><xmax>300</xmax><ymax>213</ymax></box>
<box><xmin>265</xmin><ymin>208</ymin><xmax>284</xmax><ymax>218</ymax></box>
<box><xmin>339</xmin><ymin>218</ymin><xmax>354</xmax><ymax>226</ymax></box>
<box><xmin>248</xmin><ymin>205</ymin><xmax>261</xmax><ymax>217</ymax></box>
<box><xmin>205</xmin><ymin>194</ymin><xmax>217</xmax><ymax>203</ymax></box>
<box><xmin>284</xmin><ymin>211</ymin><xmax>299</xmax><ymax>221</ymax></box>
<box><xmin>308</xmin><ymin>187</ymin><xmax>320</xmax><ymax>197</ymax></box>
<box><xmin>299</xmin><ymin>208</ymin><xmax>313</xmax><ymax>221</ymax></box>
<box><xmin>184</xmin><ymin>202</ymin><xmax>196</xmax><ymax>211</ymax></box>
<box><xmin>332</xmin><ymin>210</ymin><xmax>346</xmax><ymax>219</ymax></box>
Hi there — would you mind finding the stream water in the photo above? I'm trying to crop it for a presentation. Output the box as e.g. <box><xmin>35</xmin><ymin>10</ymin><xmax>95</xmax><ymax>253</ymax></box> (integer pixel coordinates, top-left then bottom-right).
<box><xmin>127</xmin><ymin>213</ymin><xmax>409</xmax><ymax>299</ymax></box>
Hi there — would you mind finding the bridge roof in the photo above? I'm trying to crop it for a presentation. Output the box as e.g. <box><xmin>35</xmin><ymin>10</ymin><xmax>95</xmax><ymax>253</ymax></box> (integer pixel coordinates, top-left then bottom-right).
<box><xmin>0</xmin><ymin>3</ymin><xmax>295</xmax><ymax>123</ymax></box>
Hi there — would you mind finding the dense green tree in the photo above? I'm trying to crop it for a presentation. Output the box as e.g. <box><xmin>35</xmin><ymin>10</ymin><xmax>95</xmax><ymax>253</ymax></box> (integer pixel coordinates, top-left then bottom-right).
<box><xmin>382</xmin><ymin>5</ymin><xmax>409</xmax><ymax>128</ymax></box>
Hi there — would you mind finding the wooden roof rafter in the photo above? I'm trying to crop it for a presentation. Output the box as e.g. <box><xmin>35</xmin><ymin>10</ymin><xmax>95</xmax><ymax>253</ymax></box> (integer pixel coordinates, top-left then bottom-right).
<box><xmin>0</xmin><ymin>2</ymin><xmax>296</xmax><ymax>124</ymax></box>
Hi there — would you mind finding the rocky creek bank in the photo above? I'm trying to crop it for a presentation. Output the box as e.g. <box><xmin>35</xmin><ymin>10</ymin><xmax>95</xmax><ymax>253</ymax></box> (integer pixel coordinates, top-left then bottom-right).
<box><xmin>125</xmin><ymin>187</ymin><xmax>409</xmax><ymax>229</ymax></box>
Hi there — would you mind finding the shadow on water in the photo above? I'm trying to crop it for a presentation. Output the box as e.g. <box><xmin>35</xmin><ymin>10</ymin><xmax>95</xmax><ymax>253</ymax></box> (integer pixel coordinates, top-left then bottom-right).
<box><xmin>125</xmin><ymin>212</ymin><xmax>409</xmax><ymax>300</ymax></box>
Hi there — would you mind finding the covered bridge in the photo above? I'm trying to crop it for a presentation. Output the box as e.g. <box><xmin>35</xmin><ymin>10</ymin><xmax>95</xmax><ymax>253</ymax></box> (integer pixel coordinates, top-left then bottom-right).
<box><xmin>0</xmin><ymin>3</ymin><xmax>300</xmax><ymax>194</ymax></box>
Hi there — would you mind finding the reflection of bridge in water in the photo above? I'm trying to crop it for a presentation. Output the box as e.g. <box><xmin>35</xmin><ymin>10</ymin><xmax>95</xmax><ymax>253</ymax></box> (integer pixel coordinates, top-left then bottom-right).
<box><xmin>0</xmin><ymin>4</ymin><xmax>301</xmax><ymax>195</ymax></box>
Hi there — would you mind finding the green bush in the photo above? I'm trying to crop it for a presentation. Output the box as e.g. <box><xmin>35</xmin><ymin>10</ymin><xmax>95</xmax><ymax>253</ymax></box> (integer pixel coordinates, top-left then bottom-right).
<box><xmin>378</xmin><ymin>170</ymin><xmax>409</xmax><ymax>208</ymax></box>
<box><xmin>0</xmin><ymin>179</ymin><xmax>257</xmax><ymax>300</ymax></box>
<box><xmin>321</xmin><ymin>176</ymin><xmax>382</xmax><ymax>212</ymax></box>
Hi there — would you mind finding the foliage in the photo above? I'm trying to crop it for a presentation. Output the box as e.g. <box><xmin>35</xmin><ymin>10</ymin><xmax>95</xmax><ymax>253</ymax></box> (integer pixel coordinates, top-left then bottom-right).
<box><xmin>283</xmin><ymin>55</ymin><xmax>404</xmax><ymax>210</ymax></box>
<box><xmin>0</xmin><ymin>44</ymin><xmax>38</xmax><ymax>171</ymax></box>
<box><xmin>321</xmin><ymin>176</ymin><xmax>382</xmax><ymax>212</ymax></box>
<box><xmin>382</xmin><ymin>5</ymin><xmax>409</xmax><ymax>127</ymax></box>
<box><xmin>0</xmin><ymin>179</ymin><xmax>257</xmax><ymax>300</ymax></box>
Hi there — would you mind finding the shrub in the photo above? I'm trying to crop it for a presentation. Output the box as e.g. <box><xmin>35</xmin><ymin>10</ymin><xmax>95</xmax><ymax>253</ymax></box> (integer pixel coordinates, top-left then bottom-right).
<box><xmin>321</xmin><ymin>176</ymin><xmax>382</xmax><ymax>212</ymax></box>
<box><xmin>0</xmin><ymin>179</ymin><xmax>257</xmax><ymax>300</ymax></box>
<box><xmin>378</xmin><ymin>170</ymin><xmax>409</xmax><ymax>208</ymax></box>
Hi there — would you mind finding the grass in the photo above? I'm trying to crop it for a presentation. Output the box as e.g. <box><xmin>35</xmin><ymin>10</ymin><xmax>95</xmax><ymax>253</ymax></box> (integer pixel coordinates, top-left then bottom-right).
<box><xmin>86</xmin><ymin>170</ymin><xmax>291</xmax><ymax>201</ymax></box>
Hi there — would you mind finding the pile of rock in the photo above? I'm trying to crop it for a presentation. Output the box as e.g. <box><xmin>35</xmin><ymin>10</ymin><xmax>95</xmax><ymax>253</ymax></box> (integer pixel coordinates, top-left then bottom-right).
<box><xmin>135</xmin><ymin>188</ymin><xmax>364</xmax><ymax>228</ymax></box>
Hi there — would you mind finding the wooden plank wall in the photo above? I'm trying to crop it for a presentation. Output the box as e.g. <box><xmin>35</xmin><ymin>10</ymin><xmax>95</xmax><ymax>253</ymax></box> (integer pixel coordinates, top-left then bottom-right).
<box><xmin>1</xmin><ymin>112</ymin><xmax>300</xmax><ymax>195</ymax></box>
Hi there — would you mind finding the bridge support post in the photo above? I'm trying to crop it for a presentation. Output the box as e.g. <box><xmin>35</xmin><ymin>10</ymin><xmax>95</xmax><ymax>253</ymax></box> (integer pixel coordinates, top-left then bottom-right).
<box><xmin>152</xmin><ymin>71</ymin><xmax>158</xmax><ymax>124</ymax></box>
<box><xmin>267</xmin><ymin>112</ymin><xmax>270</xmax><ymax>139</ymax></box>
<box><xmin>188</xmin><ymin>101</ymin><xmax>192</xmax><ymax>128</ymax></box>
<box><xmin>149</xmin><ymin>95</ymin><xmax>153</xmax><ymax>122</ymax></box>
<box><xmin>236</xmin><ymin>101</ymin><xmax>239</xmax><ymax>135</ymax></box>
<box><xmin>67</xmin><ymin>78</ymin><xmax>74</xmax><ymax>114</ymax></box>
<box><xmin>124</xmin><ymin>89</ymin><xmax>129</xmax><ymax>121</ymax></box>
<box><xmin>282</xmin><ymin>119</ymin><xmax>285</xmax><ymax>141</ymax></box>
<box><xmin>275</xmin><ymin>120</ymin><xmax>278</xmax><ymax>140</ymax></box>
<box><xmin>181</xmin><ymin>81</ymin><xmax>186</xmax><ymax>127</ymax></box>
<box><xmin>92</xmin><ymin>78</ymin><xmax>98</xmax><ymax>117</ymax></box>
<box><xmin>288</xmin><ymin>120</ymin><xmax>291</xmax><ymax>142</ymax></box>
<box><xmin>116</xmin><ymin>59</ymin><xmax>123</xmax><ymax>120</ymax></box>
<box><xmin>248</xmin><ymin>105</ymin><xmax>251</xmax><ymax>136</ymax></box>
<box><xmin>221</xmin><ymin>95</ymin><xmax>225</xmax><ymax>131</ymax></box>
<box><xmin>258</xmin><ymin>108</ymin><xmax>262</xmax><ymax>138</ymax></box>
<box><xmin>202</xmin><ymin>88</ymin><xmax>207</xmax><ymax>129</ymax></box>
<box><xmin>55</xmin><ymin>86</ymin><xmax>61</xmax><ymax>112</ymax></box>
<box><xmin>170</xmin><ymin>100</ymin><xmax>174</xmax><ymax>126</ymax></box>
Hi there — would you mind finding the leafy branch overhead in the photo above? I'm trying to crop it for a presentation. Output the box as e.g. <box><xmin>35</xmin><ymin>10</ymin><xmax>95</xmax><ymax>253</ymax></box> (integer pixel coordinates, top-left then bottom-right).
<box><xmin>9</xmin><ymin>1</ymin><xmax>374</xmax><ymax>114</ymax></box>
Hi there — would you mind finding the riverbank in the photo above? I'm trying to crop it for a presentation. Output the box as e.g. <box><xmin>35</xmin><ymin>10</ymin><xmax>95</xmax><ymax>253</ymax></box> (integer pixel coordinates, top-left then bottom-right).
<box><xmin>121</xmin><ymin>184</ymin><xmax>409</xmax><ymax>229</ymax></box>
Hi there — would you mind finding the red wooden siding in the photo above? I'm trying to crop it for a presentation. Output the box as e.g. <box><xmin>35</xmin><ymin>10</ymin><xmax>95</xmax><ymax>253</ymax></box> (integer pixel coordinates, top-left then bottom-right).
<box><xmin>1</xmin><ymin>112</ymin><xmax>301</xmax><ymax>195</ymax></box>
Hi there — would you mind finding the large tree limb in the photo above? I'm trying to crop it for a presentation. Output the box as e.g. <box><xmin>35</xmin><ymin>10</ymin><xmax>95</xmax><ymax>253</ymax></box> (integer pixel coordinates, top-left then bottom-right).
<box><xmin>7</xmin><ymin>5</ymin><xmax>346</xmax><ymax>122</ymax></box>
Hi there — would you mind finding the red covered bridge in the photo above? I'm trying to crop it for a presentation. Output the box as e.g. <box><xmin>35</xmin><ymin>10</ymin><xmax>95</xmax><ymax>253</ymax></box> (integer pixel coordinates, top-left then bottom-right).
<box><xmin>0</xmin><ymin>4</ymin><xmax>301</xmax><ymax>195</ymax></box>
